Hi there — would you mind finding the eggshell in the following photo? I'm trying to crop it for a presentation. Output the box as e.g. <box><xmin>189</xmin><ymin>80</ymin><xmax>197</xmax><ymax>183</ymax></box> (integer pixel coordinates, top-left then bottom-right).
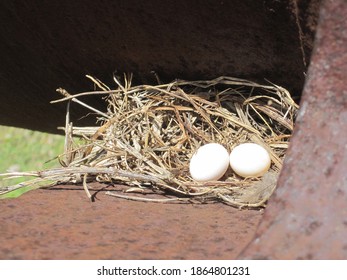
<box><xmin>229</xmin><ymin>143</ymin><xmax>271</xmax><ymax>177</ymax></box>
<box><xmin>189</xmin><ymin>143</ymin><xmax>230</xmax><ymax>182</ymax></box>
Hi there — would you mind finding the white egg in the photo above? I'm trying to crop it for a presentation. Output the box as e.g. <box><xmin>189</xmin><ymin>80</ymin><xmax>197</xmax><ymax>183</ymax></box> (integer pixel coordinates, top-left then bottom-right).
<box><xmin>229</xmin><ymin>143</ymin><xmax>271</xmax><ymax>178</ymax></box>
<box><xmin>189</xmin><ymin>143</ymin><xmax>230</xmax><ymax>182</ymax></box>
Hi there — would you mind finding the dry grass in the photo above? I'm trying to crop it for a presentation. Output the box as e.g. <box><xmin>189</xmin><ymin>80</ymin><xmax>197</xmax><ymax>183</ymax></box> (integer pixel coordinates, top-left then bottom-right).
<box><xmin>0</xmin><ymin>75</ymin><xmax>298</xmax><ymax>208</ymax></box>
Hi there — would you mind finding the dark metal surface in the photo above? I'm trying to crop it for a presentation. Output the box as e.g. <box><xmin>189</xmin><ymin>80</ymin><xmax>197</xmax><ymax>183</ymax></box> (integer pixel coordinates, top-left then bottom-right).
<box><xmin>0</xmin><ymin>0</ymin><xmax>316</xmax><ymax>133</ymax></box>
<box><xmin>239</xmin><ymin>0</ymin><xmax>347</xmax><ymax>259</ymax></box>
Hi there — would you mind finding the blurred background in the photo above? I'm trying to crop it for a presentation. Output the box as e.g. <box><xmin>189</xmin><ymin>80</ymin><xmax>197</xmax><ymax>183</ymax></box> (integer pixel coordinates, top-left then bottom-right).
<box><xmin>0</xmin><ymin>125</ymin><xmax>64</xmax><ymax>193</ymax></box>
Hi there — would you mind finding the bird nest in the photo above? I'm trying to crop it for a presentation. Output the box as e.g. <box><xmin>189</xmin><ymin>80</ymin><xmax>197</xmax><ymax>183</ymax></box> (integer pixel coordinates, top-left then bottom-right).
<box><xmin>0</xmin><ymin>75</ymin><xmax>298</xmax><ymax>208</ymax></box>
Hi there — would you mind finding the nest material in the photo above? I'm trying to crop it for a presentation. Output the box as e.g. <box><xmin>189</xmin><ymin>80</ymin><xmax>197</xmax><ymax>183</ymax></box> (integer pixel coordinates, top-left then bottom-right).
<box><xmin>0</xmin><ymin>75</ymin><xmax>298</xmax><ymax>208</ymax></box>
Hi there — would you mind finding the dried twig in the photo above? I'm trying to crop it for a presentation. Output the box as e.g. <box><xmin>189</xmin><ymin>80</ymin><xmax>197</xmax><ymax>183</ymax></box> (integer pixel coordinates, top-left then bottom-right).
<box><xmin>105</xmin><ymin>191</ymin><xmax>190</xmax><ymax>203</ymax></box>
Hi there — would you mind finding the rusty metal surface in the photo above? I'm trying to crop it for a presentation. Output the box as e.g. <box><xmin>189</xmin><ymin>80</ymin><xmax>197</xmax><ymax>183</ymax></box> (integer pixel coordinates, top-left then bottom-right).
<box><xmin>0</xmin><ymin>186</ymin><xmax>262</xmax><ymax>260</ymax></box>
<box><xmin>239</xmin><ymin>0</ymin><xmax>347</xmax><ymax>259</ymax></box>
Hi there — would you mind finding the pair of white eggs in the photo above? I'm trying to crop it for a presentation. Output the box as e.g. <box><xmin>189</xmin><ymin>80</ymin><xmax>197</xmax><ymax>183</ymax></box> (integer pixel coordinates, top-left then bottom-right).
<box><xmin>189</xmin><ymin>142</ymin><xmax>271</xmax><ymax>182</ymax></box>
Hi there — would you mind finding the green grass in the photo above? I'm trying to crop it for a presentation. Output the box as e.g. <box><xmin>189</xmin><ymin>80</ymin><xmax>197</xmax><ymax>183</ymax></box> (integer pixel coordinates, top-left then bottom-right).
<box><xmin>0</xmin><ymin>125</ymin><xmax>65</xmax><ymax>197</ymax></box>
